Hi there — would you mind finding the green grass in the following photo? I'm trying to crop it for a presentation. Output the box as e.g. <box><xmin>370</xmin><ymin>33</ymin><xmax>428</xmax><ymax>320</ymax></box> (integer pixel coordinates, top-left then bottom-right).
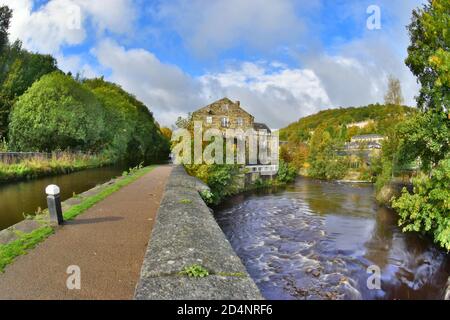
<box><xmin>0</xmin><ymin>166</ymin><xmax>156</xmax><ymax>272</ymax></box>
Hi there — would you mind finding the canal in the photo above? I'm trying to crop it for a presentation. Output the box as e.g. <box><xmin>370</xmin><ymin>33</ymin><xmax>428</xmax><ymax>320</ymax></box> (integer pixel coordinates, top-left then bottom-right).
<box><xmin>0</xmin><ymin>165</ymin><xmax>127</xmax><ymax>231</ymax></box>
<box><xmin>214</xmin><ymin>177</ymin><xmax>449</xmax><ymax>300</ymax></box>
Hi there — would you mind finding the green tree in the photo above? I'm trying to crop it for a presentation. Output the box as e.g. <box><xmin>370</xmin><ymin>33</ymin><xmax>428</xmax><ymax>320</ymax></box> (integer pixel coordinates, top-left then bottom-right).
<box><xmin>0</xmin><ymin>44</ymin><xmax>57</xmax><ymax>137</ymax></box>
<box><xmin>308</xmin><ymin>128</ymin><xmax>348</xmax><ymax>180</ymax></box>
<box><xmin>84</xmin><ymin>78</ymin><xmax>169</xmax><ymax>164</ymax></box>
<box><xmin>392</xmin><ymin>156</ymin><xmax>450</xmax><ymax>250</ymax></box>
<box><xmin>405</xmin><ymin>0</ymin><xmax>449</xmax><ymax>112</ymax></box>
<box><xmin>399</xmin><ymin>0</ymin><xmax>450</xmax><ymax>170</ymax></box>
<box><xmin>9</xmin><ymin>72</ymin><xmax>106</xmax><ymax>152</ymax></box>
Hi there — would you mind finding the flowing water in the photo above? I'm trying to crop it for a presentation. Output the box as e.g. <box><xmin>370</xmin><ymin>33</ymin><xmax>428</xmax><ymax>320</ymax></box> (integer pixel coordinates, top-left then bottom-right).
<box><xmin>0</xmin><ymin>165</ymin><xmax>127</xmax><ymax>231</ymax></box>
<box><xmin>214</xmin><ymin>177</ymin><xmax>449</xmax><ymax>300</ymax></box>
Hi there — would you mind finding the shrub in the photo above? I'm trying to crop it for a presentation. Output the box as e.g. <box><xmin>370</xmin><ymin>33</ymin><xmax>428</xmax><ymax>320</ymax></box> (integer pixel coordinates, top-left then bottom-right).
<box><xmin>277</xmin><ymin>160</ymin><xmax>297</xmax><ymax>183</ymax></box>
<box><xmin>9</xmin><ymin>72</ymin><xmax>105</xmax><ymax>152</ymax></box>
<box><xmin>392</xmin><ymin>157</ymin><xmax>450</xmax><ymax>250</ymax></box>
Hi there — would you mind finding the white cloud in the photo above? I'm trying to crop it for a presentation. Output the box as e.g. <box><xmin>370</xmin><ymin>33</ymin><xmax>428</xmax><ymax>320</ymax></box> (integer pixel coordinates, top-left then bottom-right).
<box><xmin>91</xmin><ymin>40</ymin><xmax>330</xmax><ymax>128</ymax></box>
<box><xmin>56</xmin><ymin>53</ymin><xmax>98</xmax><ymax>79</ymax></box>
<box><xmin>1</xmin><ymin>0</ymin><xmax>86</xmax><ymax>54</ymax></box>
<box><xmin>155</xmin><ymin>0</ymin><xmax>317</xmax><ymax>57</ymax></box>
<box><xmin>91</xmin><ymin>39</ymin><xmax>205</xmax><ymax>126</ymax></box>
<box><xmin>0</xmin><ymin>0</ymin><xmax>136</xmax><ymax>54</ymax></box>
<box><xmin>199</xmin><ymin>62</ymin><xmax>331</xmax><ymax>128</ymax></box>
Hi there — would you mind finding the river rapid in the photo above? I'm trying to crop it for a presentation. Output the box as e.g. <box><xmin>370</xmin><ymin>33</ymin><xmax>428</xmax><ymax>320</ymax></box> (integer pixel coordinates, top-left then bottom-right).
<box><xmin>214</xmin><ymin>177</ymin><xmax>449</xmax><ymax>300</ymax></box>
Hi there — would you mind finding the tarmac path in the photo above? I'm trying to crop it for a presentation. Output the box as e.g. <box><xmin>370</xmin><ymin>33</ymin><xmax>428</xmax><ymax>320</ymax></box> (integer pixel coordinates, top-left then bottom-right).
<box><xmin>0</xmin><ymin>165</ymin><xmax>172</xmax><ymax>300</ymax></box>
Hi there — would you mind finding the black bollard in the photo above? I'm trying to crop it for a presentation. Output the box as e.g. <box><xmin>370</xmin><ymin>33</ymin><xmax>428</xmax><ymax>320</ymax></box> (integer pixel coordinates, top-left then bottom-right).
<box><xmin>46</xmin><ymin>185</ymin><xmax>64</xmax><ymax>225</ymax></box>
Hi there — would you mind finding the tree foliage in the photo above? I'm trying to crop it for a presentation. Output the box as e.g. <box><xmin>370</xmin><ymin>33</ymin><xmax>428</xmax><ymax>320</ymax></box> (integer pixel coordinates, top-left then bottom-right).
<box><xmin>0</xmin><ymin>41</ymin><xmax>58</xmax><ymax>138</ymax></box>
<box><xmin>9</xmin><ymin>72</ymin><xmax>106</xmax><ymax>152</ymax></box>
<box><xmin>405</xmin><ymin>0</ymin><xmax>449</xmax><ymax>112</ymax></box>
<box><xmin>280</xmin><ymin>104</ymin><xmax>414</xmax><ymax>144</ymax></box>
<box><xmin>392</xmin><ymin>157</ymin><xmax>450</xmax><ymax>251</ymax></box>
<box><xmin>8</xmin><ymin>75</ymin><xmax>170</xmax><ymax>164</ymax></box>
<box><xmin>84</xmin><ymin>78</ymin><xmax>169</xmax><ymax>164</ymax></box>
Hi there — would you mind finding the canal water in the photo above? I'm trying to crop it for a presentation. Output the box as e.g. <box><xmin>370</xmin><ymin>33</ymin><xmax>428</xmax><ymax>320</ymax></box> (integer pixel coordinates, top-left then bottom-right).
<box><xmin>214</xmin><ymin>177</ymin><xmax>449</xmax><ymax>300</ymax></box>
<box><xmin>0</xmin><ymin>165</ymin><xmax>127</xmax><ymax>231</ymax></box>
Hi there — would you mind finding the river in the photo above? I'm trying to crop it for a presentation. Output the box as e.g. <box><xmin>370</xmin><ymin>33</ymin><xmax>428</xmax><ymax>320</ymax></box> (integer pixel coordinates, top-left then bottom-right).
<box><xmin>0</xmin><ymin>165</ymin><xmax>127</xmax><ymax>231</ymax></box>
<box><xmin>214</xmin><ymin>177</ymin><xmax>449</xmax><ymax>300</ymax></box>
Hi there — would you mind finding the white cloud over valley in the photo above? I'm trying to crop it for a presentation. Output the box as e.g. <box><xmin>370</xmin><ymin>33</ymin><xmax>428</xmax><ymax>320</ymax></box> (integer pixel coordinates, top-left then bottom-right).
<box><xmin>1</xmin><ymin>0</ymin><xmax>426</xmax><ymax>128</ymax></box>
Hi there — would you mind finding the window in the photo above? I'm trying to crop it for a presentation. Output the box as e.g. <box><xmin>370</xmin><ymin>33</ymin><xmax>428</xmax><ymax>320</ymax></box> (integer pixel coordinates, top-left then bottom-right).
<box><xmin>221</xmin><ymin>117</ymin><xmax>229</xmax><ymax>128</ymax></box>
<box><xmin>206</xmin><ymin>116</ymin><xmax>213</xmax><ymax>124</ymax></box>
<box><xmin>237</xmin><ymin>117</ymin><xmax>243</xmax><ymax>126</ymax></box>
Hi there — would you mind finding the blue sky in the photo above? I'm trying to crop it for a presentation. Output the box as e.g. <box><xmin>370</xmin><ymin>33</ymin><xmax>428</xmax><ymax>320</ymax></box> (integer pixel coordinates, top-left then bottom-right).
<box><xmin>1</xmin><ymin>0</ymin><xmax>426</xmax><ymax>127</ymax></box>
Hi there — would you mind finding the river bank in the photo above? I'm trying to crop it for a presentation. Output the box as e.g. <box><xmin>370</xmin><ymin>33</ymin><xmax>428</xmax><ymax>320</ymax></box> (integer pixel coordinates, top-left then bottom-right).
<box><xmin>0</xmin><ymin>166</ymin><xmax>155</xmax><ymax>272</ymax></box>
<box><xmin>0</xmin><ymin>152</ymin><xmax>113</xmax><ymax>184</ymax></box>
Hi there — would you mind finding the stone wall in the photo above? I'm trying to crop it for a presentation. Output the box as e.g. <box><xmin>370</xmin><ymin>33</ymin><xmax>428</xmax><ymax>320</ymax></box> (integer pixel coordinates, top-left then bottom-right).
<box><xmin>134</xmin><ymin>165</ymin><xmax>263</xmax><ymax>300</ymax></box>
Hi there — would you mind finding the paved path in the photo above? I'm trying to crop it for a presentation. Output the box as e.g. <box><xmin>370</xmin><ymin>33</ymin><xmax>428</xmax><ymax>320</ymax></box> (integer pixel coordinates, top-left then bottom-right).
<box><xmin>0</xmin><ymin>165</ymin><xmax>172</xmax><ymax>300</ymax></box>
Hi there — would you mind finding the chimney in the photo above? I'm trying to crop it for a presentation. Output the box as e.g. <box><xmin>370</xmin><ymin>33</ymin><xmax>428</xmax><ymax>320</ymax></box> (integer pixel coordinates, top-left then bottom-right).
<box><xmin>236</xmin><ymin>100</ymin><xmax>240</xmax><ymax>107</ymax></box>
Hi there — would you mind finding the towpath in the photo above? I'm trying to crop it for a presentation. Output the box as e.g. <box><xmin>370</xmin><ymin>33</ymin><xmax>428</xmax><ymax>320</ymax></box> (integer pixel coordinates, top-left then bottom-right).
<box><xmin>0</xmin><ymin>165</ymin><xmax>172</xmax><ymax>299</ymax></box>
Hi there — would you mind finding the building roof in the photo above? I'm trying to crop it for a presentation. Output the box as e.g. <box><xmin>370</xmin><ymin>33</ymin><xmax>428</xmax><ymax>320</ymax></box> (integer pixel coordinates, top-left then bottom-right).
<box><xmin>253</xmin><ymin>122</ymin><xmax>271</xmax><ymax>133</ymax></box>
<box><xmin>193</xmin><ymin>97</ymin><xmax>254</xmax><ymax>118</ymax></box>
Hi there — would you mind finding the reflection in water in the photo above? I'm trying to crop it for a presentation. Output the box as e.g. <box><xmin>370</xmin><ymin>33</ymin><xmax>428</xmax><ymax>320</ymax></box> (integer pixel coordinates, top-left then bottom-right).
<box><xmin>0</xmin><ymin>165</ymin><xmax>127</xmax><ymax>231</ymax></box>
<box><xmin>214</xmin><ymin>177</ymin><xmax>449</xmax><ymax>300</ymax></box>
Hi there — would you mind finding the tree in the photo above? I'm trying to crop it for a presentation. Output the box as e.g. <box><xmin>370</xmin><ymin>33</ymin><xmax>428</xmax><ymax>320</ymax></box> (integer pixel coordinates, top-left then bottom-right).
<box><xmin>399</xmin><ymin>0</ymin><xmax>450</xmax><ymax>170</ymax></box>
<box><xmin>0</xmin><ymin>45</ymin><xmax>57</xmax><ymax>137</ymax></box>
<box><xmin>392</xmin><ymin>156</ymin><xmax>450</xmax><ymax>250</ymax></box>
<box><xmin>384</xmin><ymin>75</ymin><xmax>404</xmax><ymax>105</ymax></box>
<box><xmin>0</xmin><ymin>6</ymin><xmax>12</xmax><ymax>53</ymax></box>
<box><xmin>405</xmin><ymin>0</ymin><xmax>449</xmax><ymax>112</ymax></box>
<box><xmin>397</xmin><ymin>111</ymin><xmax>449</xmax><ymax>171</ymax></box>
<box><xmin>83</xmin><ymin>78</ymin><xmax>170</xmax><ymax>164</ymax></box>
<box><xmin>160</xmin><ymin>127</ymin><xmax>173</xmax><ymax>140</ymax></box>
<box><xmin>9</xmin><ymin>72</ymin><xmax>106</xmax><ymax>152</ymax></box>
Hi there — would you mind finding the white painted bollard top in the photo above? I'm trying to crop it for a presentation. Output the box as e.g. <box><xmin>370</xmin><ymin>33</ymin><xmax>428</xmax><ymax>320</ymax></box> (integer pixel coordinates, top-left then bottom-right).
<box><xmin>45</xmin><ymin>184</ymin><xmax>60</xmax><ymax>196</ymax></box>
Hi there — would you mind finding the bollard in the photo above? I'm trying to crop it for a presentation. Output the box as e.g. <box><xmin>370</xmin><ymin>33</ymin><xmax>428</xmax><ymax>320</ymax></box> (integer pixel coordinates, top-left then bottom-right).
<box><xmin>46</xmin><ymin>185</ymin><xmax>64</xmax><ymax>225</ymax></box>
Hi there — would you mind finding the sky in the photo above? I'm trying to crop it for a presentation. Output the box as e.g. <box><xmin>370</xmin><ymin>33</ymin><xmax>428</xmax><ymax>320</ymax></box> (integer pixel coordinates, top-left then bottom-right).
<box><xmin>0</xmin><ymin>0</ymin><xmax>427</xmax><ymax>128</ymax></box>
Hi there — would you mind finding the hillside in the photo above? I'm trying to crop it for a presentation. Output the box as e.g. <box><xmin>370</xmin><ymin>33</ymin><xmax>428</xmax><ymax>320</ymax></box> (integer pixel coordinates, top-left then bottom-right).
<box><xmin>280</xmin><ymin>104</ymin><xmax>417</xmax><ymax>143</ymax></box>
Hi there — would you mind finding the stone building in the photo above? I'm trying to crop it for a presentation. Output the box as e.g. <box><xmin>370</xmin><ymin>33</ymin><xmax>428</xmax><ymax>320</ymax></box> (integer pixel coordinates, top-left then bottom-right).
<box><xmin>192</xmin><ymin>98</ymin><xmax>271</xmax><ymax>134</ymax></box>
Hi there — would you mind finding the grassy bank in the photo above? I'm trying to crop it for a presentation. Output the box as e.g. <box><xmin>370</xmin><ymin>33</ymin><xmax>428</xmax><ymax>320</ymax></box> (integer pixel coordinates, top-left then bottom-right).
<box><xmin>0</xmin><ymin>165</ymin><xmax>155</xmax><ymax>272</ymax></box>
<box><xmin>0</xmin><ymin>152</ymin><xmax>112</xmax><ymax>184</ymax></box>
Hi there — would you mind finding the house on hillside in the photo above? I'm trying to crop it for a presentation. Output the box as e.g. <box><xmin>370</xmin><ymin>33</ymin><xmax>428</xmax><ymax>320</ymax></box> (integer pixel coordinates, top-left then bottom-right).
<box><xmin>346</xmin><ymin>120</ymin><xmax>375</xmax><ymax>129</ymax></box>
<box><xmin>192</xmin><ymin>98</ymin><xmax>271</xmax><ymax>134</ymax></box>
<box><xmin>344</xmin><ymin>134</ymin><xmax>385</xmax><ymax>151</ymax></box>
<box><xmin>350</xmin><ymin>134</ymin><xmax>385</xmax><ymax>144</ymax></box>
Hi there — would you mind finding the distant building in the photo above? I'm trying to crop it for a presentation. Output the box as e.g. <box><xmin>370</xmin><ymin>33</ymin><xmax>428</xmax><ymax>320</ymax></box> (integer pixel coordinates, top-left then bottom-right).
<box><xmin>343</xmin><ymin>134</ymin><xmax>385</xmax><ymax>151</ymax></box>
<box><xmin>346</xmin><ymin>120</ymin><xmax>374</xmax><ymax>129</ymax></box>
<box><xmin>350</xmin><ymin>134</ymin><xmax>385</xmax><ymax>144</ymax></box>
<box><xmin>192</xmin><ymin>97</ymin><xmax>271</xmax><ymax>134</ymax></box>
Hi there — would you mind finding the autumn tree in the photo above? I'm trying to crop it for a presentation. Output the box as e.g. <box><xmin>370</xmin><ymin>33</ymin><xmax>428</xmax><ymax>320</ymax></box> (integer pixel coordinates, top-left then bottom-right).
<box><xmin>384</xmin><ymin>75</ymin><xmax>404</xmax><ymax>105</ymax></box>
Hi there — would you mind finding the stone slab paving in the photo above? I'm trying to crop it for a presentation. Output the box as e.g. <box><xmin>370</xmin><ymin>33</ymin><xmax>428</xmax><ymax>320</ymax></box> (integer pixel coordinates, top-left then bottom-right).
<box><xmin>0</xmin><ymin>165</ymin><xmax>172</xmax><ymax>300</ymax></box>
